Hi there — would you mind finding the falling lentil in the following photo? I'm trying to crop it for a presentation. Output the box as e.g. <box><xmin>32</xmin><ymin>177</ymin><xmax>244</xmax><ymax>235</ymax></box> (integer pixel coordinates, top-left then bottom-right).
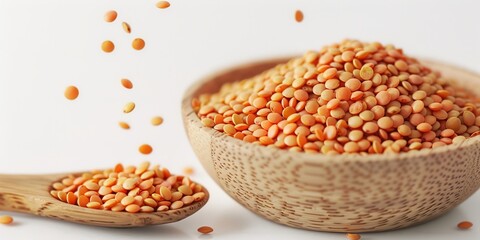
<box><xmin>101</xmin><ymin>40</ymin><xmax>115</xmax><ymax>53</ymax></box>
<box><xmin>123</xmin><ymin>102</ymin><xmax>135</xmax><ymax>113</ymax></box>
<box><xmin>64</xmin><ymin>85</ymin><xmax>79</xmax><ymax>100</ymax></box>
<box><xmin>183</xmin><ymin>167</ymin><xmax>194</xmax><ymax>175</ymax></box>
<box><xmin>194</xmin><ymin>40</ymin><xmax>480</xmax><ymax>154</ymax></box>
<box><xmin>151</xmin><ymin>116</ymin><xmax>164</xmax><ymax>126</ymax></box>
<box><xmin>50</xmin><ymin>162</ymin><xmax>206</xmax><ymax>213</ymax></box>
<box><xmin>121</xmin><ymin>78</ymin><xmax>133</xmax><ymax>89</ymax></box>
<box><xmin>132</xmin><ymin>38</ymin><xmax>145</xmax><ymax>51</ymax></box>
<box><xmin>139</xmin><ymin>144</ymin><xmax>153</xmax><ymax>155</ymax></box>
<box><xmin>104</xmin><ymin>10</ymin><xmax>117</xmax><ymax>22</ymax></box>
<box><xmin>294</xmin><ymin>10</ymin><xmax>303</xmax><ymax>22</ymax></box>
<box><xmin>122</xmin><ymin>22</ymin><xmax>131</xmax><ymax>34</ymax></box>
<box><xmin>156</xmin><ymin>1</ymin><xmax>171</xmax><ymax>9</ymax></box>
<box><xmin>118</xmin><ymin>122</ymin><xmax>130</xmax><ymax>129</ymax></box>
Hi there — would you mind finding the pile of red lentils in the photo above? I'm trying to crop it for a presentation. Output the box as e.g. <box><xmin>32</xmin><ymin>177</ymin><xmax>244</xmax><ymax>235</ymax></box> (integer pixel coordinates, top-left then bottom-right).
<box><xmin>194</xmin><ymin>40</ymin><xmax>480</xmax><ymax>154</ymax></box>
<box><xmin>50</xmin><ymin>162</ymin><xmax>206</xmax><ymax>213</ymax></box>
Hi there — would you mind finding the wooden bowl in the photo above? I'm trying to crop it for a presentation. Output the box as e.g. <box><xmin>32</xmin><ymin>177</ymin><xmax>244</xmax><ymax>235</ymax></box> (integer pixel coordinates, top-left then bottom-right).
<box><xmin>181</xmin><ymin>57</ymin><xmax>480</xmax><ymax>232</ymax></box>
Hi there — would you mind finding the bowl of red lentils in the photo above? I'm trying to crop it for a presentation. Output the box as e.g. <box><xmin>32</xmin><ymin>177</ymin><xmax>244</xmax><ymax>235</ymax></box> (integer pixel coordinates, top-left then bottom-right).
<box><xmin>182</xmin><ymin>40</ymin><xmax>480</xmax><ymax>232</ymax></box>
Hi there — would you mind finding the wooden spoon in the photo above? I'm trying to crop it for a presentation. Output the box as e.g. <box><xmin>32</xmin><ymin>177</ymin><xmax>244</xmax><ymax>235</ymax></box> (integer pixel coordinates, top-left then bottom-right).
<box><xmin>0</xmin><ymin>173</ymin><xmax>209</xmax><ymax>227</ymax></box>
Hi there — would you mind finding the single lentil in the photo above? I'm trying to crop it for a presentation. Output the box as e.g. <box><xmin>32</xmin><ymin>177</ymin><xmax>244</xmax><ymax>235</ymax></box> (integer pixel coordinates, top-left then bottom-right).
<box><xmin>121</xmin><ymin>79</ymin><xmax>133</xmax><ymax>89</ymax></box>
<box><xmin>101</xmin><ymin>40</ymin><xmax>115</xmax><ymax>53</ymax></box>
<box><xmin>151</xmin><ymin>116</ymin><xmax>164</xmax><ymax>126</ymax></box>
<box><xmin>197</xmin><ymin>226</ymin><xmax>214</xmax><ymax>234</ymax></box>
<box><xmin>123</xmin><ymin>102</ymin><xmax>135</xmax><ymax>113</ymax></box>
<box><xmin>346</xmin><ymin>233</ymin><xmax>361</xmax><ymax>240</ymax></box>
<box><xmin>132</xmin><ymin>38</ymin><xmax>145</xmax><ymax>51</ymax></box>
<box><xmin>156</xmin><ymin>1</ymin><xmax>171</xmax><ymax>9</ymax></box>
<box><xmin>104</xmin><ymin>10</ymin><xmax>117</xmax><ymax>22</ymax></box>
<box><xmin>0</xmin><ymin>215</ymin><xmax>13</xmax><ymax>224</ymax></box>
<box><xmin>139</xmin><ymin>144</ymin><xmax>153</xmax><ymax>154</ymax></box>
<box><xmin>122</xmin><ymin>22</ymin><xmax>131</xmax><ymax>34</ymax></box>
<box><xmin>294</xmin><ymin>10</ymin><xmax>304</xmax><ymax>22</ymax></box>
<box><xmin>64</xmin><ymin>86</ymin><xmax>79</xmax><ymax>100</ymax></box>
<box><xmin>457</xmin><ymin>221</ymin><xmax>473</xmax><ymax>229</ymax></box>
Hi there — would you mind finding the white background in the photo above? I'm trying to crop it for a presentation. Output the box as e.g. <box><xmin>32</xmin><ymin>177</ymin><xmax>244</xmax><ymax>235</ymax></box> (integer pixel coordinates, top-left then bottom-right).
<box><xmin>1</xmin><ymin>0</ymin><xmax>479</xmax><ymax>239</ymax></box>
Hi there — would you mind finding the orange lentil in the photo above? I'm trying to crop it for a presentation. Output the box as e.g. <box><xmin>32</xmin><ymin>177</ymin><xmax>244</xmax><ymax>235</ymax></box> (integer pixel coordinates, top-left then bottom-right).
<box><xmin>156</xmin><ymin>1</ymin><xmax>170</xmax><ymax>9</ymax></box>
<box><xmin>198</xmin><ymin>226</ymin><xmax>214</xmax><ymax>234</ymax></box>
<box><xmin>132</xmin><ymin>38</ymin><xmax>145</xmax><ymax>51</ymax></box>
<box><xmin>151</xmin><ymin>116</ymin><xmax>164</xmax><ymax>126</ymax></box>
<box><xmin>376</xmin><ymin>91</ymin><xmax>391</xmax><ymax>105</ymax></box>
<box><xmin>377</xmin><ymin>117</ymin><xmax>393</xmax><ymax>129</ymax></box>
<box><xmin>346</xmin><ymin>233</ymin><xmax>361</xmax><ymax>240</ymax></box>
<box><xmin>0</xmin><ymin>215</ymin><xmax>13</xmax><ymax>224</ymax></box>
<box><xmin>194</xmin><ymin>40</ymin><xmax>480</xmax><ymax>154</ymax></box>
<box><xmin>121</xmin><ymin>79</ymin><xmax>133</xmax><ymax>89</ymax></box>
<box><xmin>64</xmin><ymin>85</ymin><xmax>79</xmax><ymax>100</ymax></box>
<box><xmin>104</xmin><ymin>10</ymin><xmax>117</xmax><ymax>22</ymax></box>
<box><xmin>294</xmin><ymin>10</ymin><xmax>303</xmax><ymax>22</ymax></box>
<box><xmin>457</xmin><ymin>221</ymin><xmax>473</xmax><ymax>229</ymax></box>
<box><xmin>51</xmin><ymin>162</ymin><xmax>206</xmax><ymax>213</ymax></box>
<box><xmin>122</xmin><ymin>22</ymin><xmax>131</xmax><ymax>34</ymax></box>
<box><xmin>360</xmin><ymin>66</ymin><xmax>374</xmax><ymax>80</ymax></box>
<box><xmin>101</xmin><ymin>40</ymin><xmax>115</xmax><ymax>53</ymax></box>
<box><xmin>139</xmin><ymin>144</ymin><xmax>153</xmax><ymax>154</ymax></box>
<box><xmin>417</xmin><ymin>122</ymin><xmax>432</xmax><ymax>133</ymax></box>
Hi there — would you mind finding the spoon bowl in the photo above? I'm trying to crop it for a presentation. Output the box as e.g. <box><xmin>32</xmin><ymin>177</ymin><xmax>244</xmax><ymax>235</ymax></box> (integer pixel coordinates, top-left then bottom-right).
<box><xmin>0</xmin><ymin>173</ymin><xmax>209</xmax><ymax>227</ymax></box>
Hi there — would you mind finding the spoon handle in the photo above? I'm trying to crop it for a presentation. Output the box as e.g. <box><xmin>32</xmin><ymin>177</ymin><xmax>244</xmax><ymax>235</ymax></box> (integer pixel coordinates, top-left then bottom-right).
<box><xmin>0</xmin><ymin>174</ymin><xmax>62</xmax><ymax>213</ymax></box>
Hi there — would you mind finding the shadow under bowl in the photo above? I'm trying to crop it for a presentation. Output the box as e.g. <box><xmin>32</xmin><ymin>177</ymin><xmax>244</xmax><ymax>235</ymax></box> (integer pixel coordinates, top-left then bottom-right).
<box><xmin>181</xmin><ymin>57</ymin><xmax>480</xmax><ymax>232</ymax></box>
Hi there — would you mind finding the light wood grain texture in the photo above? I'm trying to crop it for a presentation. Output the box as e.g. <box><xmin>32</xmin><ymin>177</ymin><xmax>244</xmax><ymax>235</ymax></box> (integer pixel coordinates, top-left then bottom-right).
<box><xmin>0</xmin><ymin>173</ymin><xmax>209</xmax><ymax>227</ymax></box>
<box><xmin>181</xmin><ymin>57</ymin><xmax>480</xmax><ymax>232</ymax></box>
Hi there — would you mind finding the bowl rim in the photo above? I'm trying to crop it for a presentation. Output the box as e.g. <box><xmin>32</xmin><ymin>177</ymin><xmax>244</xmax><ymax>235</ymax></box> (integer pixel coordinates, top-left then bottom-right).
<box><xmin>182</xmin><ymin>56</ymin><xmax>480</xmax><ymax>163</ymax></box>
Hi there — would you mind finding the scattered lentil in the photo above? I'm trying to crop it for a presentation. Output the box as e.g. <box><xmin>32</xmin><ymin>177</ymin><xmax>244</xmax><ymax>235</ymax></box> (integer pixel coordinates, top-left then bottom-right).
<box><xmin>457</xmin><ymin>221</ymin><xmax>473</xmax><ymax>229</ymax></box>
<box><xmin>346</xmin><ymin>233</ymin><xmax>361</xmax><ymax>240</ymax></box>
<box><xmin>50</xmin><ymin>162</ymin><xmax>206</xmax><ymax>213</ymax></box>
<box><xmin>197</xmin><ymin>226</ymin><xmax>214</xmax><ymax>234</ymax></box>
<box><xmin>64</xmin><ymin>86</ymin><xmax>79</xmax><ymax>100</ymax></box>
<box><xmin>194</xmin><ymin>40</ymin><xmax>480</xmax><ymax>154</ymax></box>
<box><xmin>0</xmin><ymin>215</ymin><xmax>13</xmax><ymax>224</ymax></box>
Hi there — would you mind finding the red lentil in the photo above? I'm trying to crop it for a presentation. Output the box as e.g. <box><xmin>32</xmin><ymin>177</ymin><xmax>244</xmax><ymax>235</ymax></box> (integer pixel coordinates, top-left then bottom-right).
<box><xmin>121</xmin><ymin>79</ymin><xmax>133</xmax><ymax>89</ymax></box>
<box><xmin>64</xmin><ymin>86</ymin><xmax>79</xmax><ymax>100</ymax></box>
<box><xmin>51</xmin><ymin>162</ymin><xmax>206</xmax><ymax>213</ymax></box>
<box><xmin>139</xmin><ymin>144</ymin><xmax>153</xmax><ymax>154</ymax></box>
<box><xmin>132</xmin><ymin>38</ymin><xmax>145</xmax><ymax>51</ymax></box>
<box><xmin>101</xmin><ymin>40</ymin><xmax>115</xmax><ymax>53</ymax></box>
<box><xmin>0</xmin><ymin>215</ymin><xmax>13</xmax><ymax>224</ymax></box>
<box><xmin>156</xmin><ymin>1</ymin><xmax>170</xmax><ymax>9</ymax></box>
<box><xmin>197</xmin><ymin>226</ymin><xmax>214</xmax><ymax>234</ymax></box>
<box><xmin>104</xmin><ymin>10</ymin><xmax>117</xmax><ymax>22</ymax></box>
<box><xmin>122</xmin><ymin>22</ymin><xmax>131</xmax><ymax>34</ymax></box>
<box><xmin>294</xmin><ymin>10</ymin><xmax>303</xmax><ymax>22</ymax></box>
<box><xmin>457</xmin><ymin>221</ymin><xmax>473</xmax><ymax>229</ymax></box>
<box><xmin>346</xmin><ymin>233</ymin><xmax>361</xmax><ymax>240</ymax></box>
<box><xmin>195</xmin><ymin>40</ymin><xmax>480</xmax><ymax>154</ymax></box>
